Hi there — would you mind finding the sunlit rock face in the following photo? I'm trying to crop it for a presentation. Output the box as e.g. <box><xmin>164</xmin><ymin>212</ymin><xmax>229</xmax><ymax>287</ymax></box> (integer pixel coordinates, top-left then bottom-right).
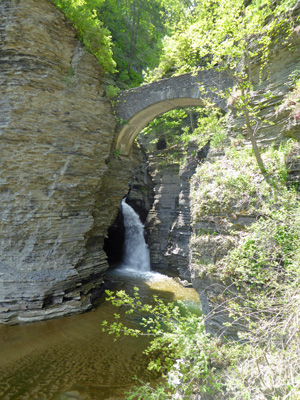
<box><xmin>0</xmin><ymin>0</ymin><xmax>138</xmax><ymax>324</ymax></box>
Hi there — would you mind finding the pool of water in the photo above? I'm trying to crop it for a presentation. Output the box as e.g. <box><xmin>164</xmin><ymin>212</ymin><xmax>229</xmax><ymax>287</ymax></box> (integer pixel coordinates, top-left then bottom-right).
<box><xmin>0</xmin><ymin>270</ymin><xmax>200</xmax><ymax>400</ymax></box>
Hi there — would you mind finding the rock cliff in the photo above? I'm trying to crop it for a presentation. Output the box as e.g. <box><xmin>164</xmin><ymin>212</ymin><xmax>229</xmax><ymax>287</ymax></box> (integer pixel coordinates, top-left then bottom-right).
<box><xmin>1</xmin><ymin>0</ymin><xmax>300</xmax><ymax>330</ymax></box>
<box><xmin>189</xmin><ymin>1</ymin><xmax>300</xmax><ymax>337</ymax></box>
<box><xmin>131</xmin><ymin>1</ymin><xmax>300</xmax><ymax>338</ymax></box>
<box><xmin>0</xmin><ymin>0</ymin><xmax>138</xmax><ymax>324</ymax></box>
<box><xmin>143</xmin><ymin>152</ymin><xmax>197</xmax><ymax>280</ymax></box>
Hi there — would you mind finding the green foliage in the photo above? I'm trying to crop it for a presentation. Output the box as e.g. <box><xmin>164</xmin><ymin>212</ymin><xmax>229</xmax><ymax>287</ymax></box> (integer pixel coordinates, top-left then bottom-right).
<box><xmin>278</xmin><ymin>75</ymin><xmax>300</xmax><ymax>124</ymax></box>
<box><xmin>140</xmin><ymin>108</ymin><xmax>195</xmax><ymax>165</ymax></box>
<box><xmin>211</xmin><ymin>144</ymin><xmax>300</xmax><ymax>294</ymax></box>
<box><xmin>105</xmin><ymin>84</ymin><xmax>121</xmax><ymax>98</ymax></box>
<box><xmin>102</xmin><ymin>287</ymin><xmax>222</xmax><ymax>398</ymax></box>
<box><xmin>220</xmin><ymin>224</ymin><xmax>300</xmax><ymax>399</ymax></box>
<box><xmin>146</xmin><ymin>0</ymin><xmax>299</xmax><ymax>174</ymax></box>
<box><xmin>97</xmin><ymin>0</ymin><xmax>163</xmax><ymax>85</ymax></box>
<box><xmin>64</xmin><ymin>67</ymin><xmax>75</xmax><ymax>86</ymax></box>
<box><xmin>53</xmin><ymin>0</ymin><xmax>195</xmax><ymax>86</ymax></box>
<box><xmin>140</xmin><ymin>105</ymin><xmax>226</xmax><ymax>167</ymax></box>
<box><xmin>190</xmin><ymin>139</ymin><xmax>300</xmax><ymax>398</ymax></box>
<box><xmin>150</xmin><ymin>0</ymin><xmax>298</xmax><ymax>78</ymax></box>
<box><xmin>193</xmin><ymin>107</ymin><xmax>227</xmax><ymax>149</ymax></box>
<box><xmin>143</xmin><ymin>109</ymin><xmax>189</xmax><ymax>135</ymax></box>
<box><xmin>210</xmin><ymin>130</ymin><xmax>227</xmax><ymax>149</ymax></box>
<box><xmin>285</xmin><ymin>69</ymin><xmax>300</xmax><ymax>88</ymax></box>
<box><xmin>221</xmin><ymin>200</ymin><xmax>300</xmax><ymax>288</ymax></box>
<box><xmin>113</xmin><ymin>148</ymin><xmax>122</xmax><ymax>157</ymax></box>
<box><xmin>191</xmin><ymin>140</ymin><xmax>297</xmax><ymax>219</ymax></box>
<box><xmin>96</xmin><ymin>0</ymin><xmax>195</xmax><ymax>86</ymax></box>
<box><xmin>52</xmin><ymin>0</ymin><xmax>116</xmax><ymax>73</ymax></box>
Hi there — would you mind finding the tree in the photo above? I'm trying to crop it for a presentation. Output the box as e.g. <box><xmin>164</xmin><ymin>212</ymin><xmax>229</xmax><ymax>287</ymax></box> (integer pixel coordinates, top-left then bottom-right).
<box><xmin>102</xmin><ymin>287</ymin><xmax>222</xmax><ymax>399</ymax></box>
<box><xmin>149</xmin><ymin>0</ymin><xmax>299</xmax><ymax>176</ymax></box>
<box><xmin>98</xmin><ymin>0</ymin><xmax>195</xmax><ymax>85</ymax></box>
<box><xmin>53</xmin><ymin>0</ymin><xmax>197</xmax><ymax>86</ymax></box>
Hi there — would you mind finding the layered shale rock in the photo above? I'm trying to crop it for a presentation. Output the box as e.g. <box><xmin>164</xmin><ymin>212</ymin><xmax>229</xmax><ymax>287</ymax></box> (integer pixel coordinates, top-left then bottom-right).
<box><xmin>145</xmin><ymin>154</ymin><xmax>196</xmax><ymax>280</ymax></box>
<box><xmin>189</xmin><ymin>2</ymin><xmax>300</xmax><ymax>337</ymax></box>
<box><xmin>135</xmin><ymin>1</ymin><xmax>300</xmax><ymax>338</ymax></box>
<box><xmin>0</xmin><ymin>0</ymin><xmax>137</xmax><ymax>324</ymax></box>
<box><xmin>135</xmin><ymin>126</ymin><xmax>202</xmax><ymax>280</ymax></box>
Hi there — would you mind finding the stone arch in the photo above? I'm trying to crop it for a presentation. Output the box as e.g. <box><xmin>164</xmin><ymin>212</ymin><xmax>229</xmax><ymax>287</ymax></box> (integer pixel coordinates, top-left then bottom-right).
<box><xmin>113</xmin><ymin>69</ymin><xmax>234</xmax><ymax>155</ymax></box>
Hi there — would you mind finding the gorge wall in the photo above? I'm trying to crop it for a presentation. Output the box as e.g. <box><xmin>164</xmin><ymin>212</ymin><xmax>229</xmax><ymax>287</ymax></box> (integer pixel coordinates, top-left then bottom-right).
<box><xmin>1</xmin><ymin>0</ymin><xmax>300</xmax><ymax>330</ymax></box>
<box><xmin>129</xmin><ymin>0</ymin><xmax>300</xmax><ymax>337</ymax></box>
<box><xmin>134</xmin><ymin>131</ymin><xmax>200</xmax><ymax>280</ymax></box>
<box><xmin>189</xmin><ymin>2</ymin><xmax>300</xmax><ymax>337</ymax></box>
<box><xmin>0</xmin><ymin>0</ymin><xmax>139</xmax><ymax>324</ymax></box>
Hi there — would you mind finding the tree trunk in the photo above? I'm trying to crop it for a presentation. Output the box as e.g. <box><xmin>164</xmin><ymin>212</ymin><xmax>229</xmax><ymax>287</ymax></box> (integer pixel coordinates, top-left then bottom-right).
<box><xmin>188</xmin><ymin>109</ymin><xmax>195</xmax><ymax>132</ymax></box>
<box><xmin>241</xmin><ymin>88</ymin><xmax>266</xmax><ymax>175</ymax></box>
<box><xmin>127</xmin><ymin>0</ymin><xmax>141</xmax><ymax>74</ymax></box>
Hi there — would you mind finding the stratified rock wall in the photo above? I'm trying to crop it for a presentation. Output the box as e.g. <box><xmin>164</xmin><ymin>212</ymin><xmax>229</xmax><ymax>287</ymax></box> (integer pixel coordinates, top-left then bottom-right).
<box><xmin>227</xmin><ymin>1</ymin><xmax>300</xmax><ymax>145</ymax></box>
<box><xmin>189</xmin><ymin>1</ymin><xmax>300</xmax><ymax>338</ymax></box>
<box><xmin>0</xmin><ymin>0</ymin><xmax>136</xmax><ymax>324</ymax></box>
<box><xmin>136</xmin><ymin>129</ymin><xmax>200</xmax><ymax>280</ymax></box>
<box><xmin>135</xmin><ymin>0</ymin><xmax>300</xmax><ymax>338</ymax></box>
<box><xmin>145</xmin><ymin>156</ymin><xmax>195</xmax><ymax>280</ymax></box>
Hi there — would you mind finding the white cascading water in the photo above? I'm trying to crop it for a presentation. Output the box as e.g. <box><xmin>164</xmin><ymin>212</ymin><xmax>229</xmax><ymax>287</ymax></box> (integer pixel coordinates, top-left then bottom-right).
<box><xmin>121</xmin><ymin>198</ymin><xmax>151</xmax><ymax>272</ymax></box>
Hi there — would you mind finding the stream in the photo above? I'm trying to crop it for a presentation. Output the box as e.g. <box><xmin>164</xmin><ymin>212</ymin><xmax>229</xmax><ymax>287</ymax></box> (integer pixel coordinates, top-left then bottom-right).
<box><xmin>0</xmin><ymin>201</ymin><xmax>200</xmax><ymax>400</ymax></box>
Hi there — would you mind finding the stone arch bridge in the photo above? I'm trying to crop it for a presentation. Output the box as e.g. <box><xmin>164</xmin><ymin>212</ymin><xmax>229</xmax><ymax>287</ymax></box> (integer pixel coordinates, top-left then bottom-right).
<box><xmin>113</xmin><ymin>69</ymin><xmax>234</xmax><ymax>155</ymax></box>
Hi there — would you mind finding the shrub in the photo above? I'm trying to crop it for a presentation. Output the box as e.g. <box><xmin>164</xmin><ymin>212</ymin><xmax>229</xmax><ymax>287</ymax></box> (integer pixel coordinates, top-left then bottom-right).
<box><xmin>52</xmin><ymin>0</ymin><xmax>116</xmax><ymax>73</ymax></box>
<box><xmin>102</xmin><ymin>288</ymin><xmax>223</xmax><ymax>399</ymax></box>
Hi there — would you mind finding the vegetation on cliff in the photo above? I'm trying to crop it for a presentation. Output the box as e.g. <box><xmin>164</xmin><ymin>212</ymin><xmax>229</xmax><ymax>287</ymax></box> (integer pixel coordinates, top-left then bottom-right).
<box><xmin>102</xmin><ymin>0</ymin><xmax>300</xmax><ymax>396</ymax></box>
<box><xmin>146</xmin><ymin>0</ymin><xmax>298</xmax><ymax>176</ymax></box>
<box><xmin>52</xmin><ymin>0</ymin><xmax>194</xmax><ymax>85</ymax></box>
<box><xmin>103</xmin><ymin>287</ymin><xmax>221</xmax><ymax>399</ymax></box>
<box><xmin>53</xmin><ymin>0</ymin><xmax>300</xmax><ymax>398</ymax></box>
<box><xmin>105</xmin><ymin>142</ymin><xmax>300</xmax><ymax>399</ymax></box>
<box><xmin>140</xmin><ymin>105</ymin><xmax>227</xmax><ymax>168</ymax></box>
<box><xmin>190</xmin><ymin>141</ymin><xmax>300</xmax><ymax>399</ymax></box>
<box><xmin>52</xmin><ymin>0</ymin><xmax>116</xmax><ymax>73</ymax></box>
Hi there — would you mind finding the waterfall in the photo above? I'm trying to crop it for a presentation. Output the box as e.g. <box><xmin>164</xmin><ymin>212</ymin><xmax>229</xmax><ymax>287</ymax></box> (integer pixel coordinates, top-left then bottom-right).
<box><xmin>121</xmin><ymin>199</ymin><xmax>150</xmax><ymax>272</ymax></box>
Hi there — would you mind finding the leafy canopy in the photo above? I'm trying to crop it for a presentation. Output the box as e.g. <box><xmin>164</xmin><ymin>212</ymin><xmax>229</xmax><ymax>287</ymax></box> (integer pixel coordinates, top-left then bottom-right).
<box><xmin>147</xmin><ymin>0</ymin><xmax>299</xmax><ymax>175</ymax></box>
<box><xmin>53</xmin><ymin>0</ymin><xmax>196</xmax><ymax>85</ymax></box>
<box><xmin>150</xmin><ymin>0</ymin><xmax>299</xmax><ymax>78</ymax></box>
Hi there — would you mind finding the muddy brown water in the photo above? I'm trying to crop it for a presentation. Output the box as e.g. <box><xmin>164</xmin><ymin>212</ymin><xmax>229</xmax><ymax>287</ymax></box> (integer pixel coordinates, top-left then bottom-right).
<box><xmin>0</xmin><ymin>270</ymin><xmax>200</xmax><ymax>400</ymax></box>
